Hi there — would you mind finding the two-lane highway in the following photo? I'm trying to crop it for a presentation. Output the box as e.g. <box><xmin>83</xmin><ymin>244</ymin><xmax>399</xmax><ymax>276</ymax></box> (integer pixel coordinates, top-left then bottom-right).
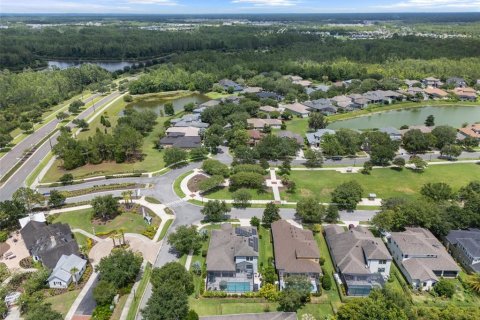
<box><xmin>0</xmin><ymin>92</ymin><xmax>122</xmax><ymax>201</ymax></box>
<box><xmin>0</xmin><ymin>94</ymin><xmax>100</xmax><ymax>178</ymax></box>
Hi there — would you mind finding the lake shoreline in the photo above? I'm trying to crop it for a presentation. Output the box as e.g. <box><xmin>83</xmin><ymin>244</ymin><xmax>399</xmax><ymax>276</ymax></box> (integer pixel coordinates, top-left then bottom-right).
<box><xmin>327</xmin><ymin>101</ymin><xmax>480</xmax><ymax>129</ymax></box>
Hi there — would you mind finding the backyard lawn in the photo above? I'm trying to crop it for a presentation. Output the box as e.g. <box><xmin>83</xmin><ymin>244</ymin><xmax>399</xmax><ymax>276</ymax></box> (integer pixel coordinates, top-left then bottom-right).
<box><xmin>45</xmin><ymin>289</ymin><xmax>80</xmax><ymax>317</ymax></box>
<box><xmin>52</xmin><ymin>208</ymin><xmax>159</xmax><ymax>236</ymax></box>
<box><xmin>282</xmin><ymin>163</ymin><xmax>480</xmax><ymax>202</ymax></box>
<box><xmin>189</xmin><ymin>297</ymin><xmax>278</xmax><ymax>316</ymax></box>
<box><xmin>284</xmin><ymin>117</ymin><xmax>309</xmax><ymax>136</ymax></box>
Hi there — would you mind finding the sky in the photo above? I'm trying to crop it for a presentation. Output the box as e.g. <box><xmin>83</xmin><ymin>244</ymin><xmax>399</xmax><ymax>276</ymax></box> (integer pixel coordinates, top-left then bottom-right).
<box><xmin>1</xmin><ymin>0</ymin><xmax>479</xmax><ymax>14</ymax></box>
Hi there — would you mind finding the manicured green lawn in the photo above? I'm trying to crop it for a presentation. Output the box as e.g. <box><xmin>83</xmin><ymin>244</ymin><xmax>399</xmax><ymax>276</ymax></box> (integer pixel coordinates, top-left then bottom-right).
<box><xmin>204</xmin><ymin>187</ymin><xmax>274</xmax><ymax>201</ymax></box>
<box><xmin>284</xmin><ymin>117</ymin><xmax>310</xmax><ymax>136</ymax></box>
<box><xmin>45</xmin><ymin>289</ymin><xmax>80</xmax><ymax>317</ymax></box>
<box><xmin>126</xmin><ymin>263</ymin><xmax>152</xmax><ymax>320</ymax></box>
<box><xmin>73</xmin><ymin>232</ymin><xmax>89</xmax><ymax>248</ymax></box>
<box><xmin>258</xmin><ymin>227</ymin><xmax>274</xmax><ymax>269</ymax></box>
<box><xmin>297</xmin><ymin>303</ymin><xmax>335</xmax><ymax>319</ymax></box>
<box><xmin>282</xmin><ymin>163</ymin><xmax>480</xmax><ymax>202</ymax></box>
<box><xmin>189</xmin><ymin>297</ymin><xmax>278</xmax><ymax>316</ymax></box>
<box><xmin>159</xmin><ymin>219</ymin><xmax>173</xmax><ymax>241</ymax></box>
<box><xmin>313</xmin><ymin>230</ymin><xmax>342</xmax><ymax>309</ymax></box>
<box><xmin>173</xmin><ymin>170</ymin><xmax>192</xmax><ymax>198</ymax></box>
<box><xmin>53</xmin><ymin>208</ymin><xmax>159</xmax><ymax>236</ymax></box>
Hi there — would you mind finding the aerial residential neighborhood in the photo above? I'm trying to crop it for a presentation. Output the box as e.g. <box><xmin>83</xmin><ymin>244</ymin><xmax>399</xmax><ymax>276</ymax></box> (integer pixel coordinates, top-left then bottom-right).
<box><xmin>0</xmin><ymin>4</ymin><xmax>480</xmax><ymax>320</ymax></box>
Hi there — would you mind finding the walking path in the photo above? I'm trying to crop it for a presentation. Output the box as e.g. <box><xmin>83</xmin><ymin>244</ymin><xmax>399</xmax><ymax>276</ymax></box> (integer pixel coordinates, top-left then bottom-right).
<box><xmin>266</xmin><ymin>168</ymin><xmax>282</xmax><ymax>201</ymax></box>
<box><xmin>61</xmin><ymin>197</ymin><xmax>173</xmax><ymax>320</ymax></box>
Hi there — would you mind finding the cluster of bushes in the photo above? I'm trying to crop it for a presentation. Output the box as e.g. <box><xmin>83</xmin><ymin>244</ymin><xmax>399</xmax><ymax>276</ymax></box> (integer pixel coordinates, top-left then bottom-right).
<box><xmin>92</xmin><ymin>249</ymin><xmax>143</xmax><ymax>320</ymax></box>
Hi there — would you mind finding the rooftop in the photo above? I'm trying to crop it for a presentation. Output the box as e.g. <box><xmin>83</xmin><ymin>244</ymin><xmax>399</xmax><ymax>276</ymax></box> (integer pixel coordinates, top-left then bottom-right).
<box><xmin>271</xmin><ymin>220</ymin><xmax>321</xmax><ymax>274</ymax></box>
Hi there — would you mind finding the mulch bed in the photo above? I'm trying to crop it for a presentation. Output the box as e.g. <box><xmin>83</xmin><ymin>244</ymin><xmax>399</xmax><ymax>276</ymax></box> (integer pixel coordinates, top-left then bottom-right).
<box><xmin>187</xmin><ymin>174</ymin><xmax>209</xmax><ymax>192</ymax></box>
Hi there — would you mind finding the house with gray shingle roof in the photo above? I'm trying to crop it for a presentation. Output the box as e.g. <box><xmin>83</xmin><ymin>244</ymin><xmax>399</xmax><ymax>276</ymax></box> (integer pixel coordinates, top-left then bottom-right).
<box><xmin>206</xmin><ymin>224</ymin><xmax>260</xmax><ymax>292</ymax></box>
<box><xmin>305</xmin><ymin>129</ymin><xmax>335</xmax><ymax>148</ymax></box>
<box><xmin>387</xmin><ymin>227</ymin><xmax>460</xmax><ymax>291</ymax></box>
<box><xmin>445</xmin><ymin>229</ymin><xmax>480</xmax><ymax>274</ymax></box>
<box><xmin>324</xmin><ymin>225</ymin><xmax>392</xmax><ymax>296</ymax></box>
<box><xmin>271</xmin><ymin>220</ymin><xmax>322</xmax><ymax>292</ymax></box>
<box><xmin>48</xmin><ymin>254</ymin><xmax>87</xmax><ymax>288</ymax></box>
<box><xmin>20</xmin><ymin>221</ymin><xmax>80</xmax><ymax>269</ymax></box>
<box><xmin>219</xmin><ymin>79</ymin><xmax>243</xmax><ymax>92</ymax></box>
<box><xmin>302</xmin><ymin>99</ymin><xmax>337</xmax><ymax>115</ymax></box>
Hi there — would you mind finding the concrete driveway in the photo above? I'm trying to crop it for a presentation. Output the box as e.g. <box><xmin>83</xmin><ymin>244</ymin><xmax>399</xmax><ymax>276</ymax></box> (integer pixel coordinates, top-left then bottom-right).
<box><xmin>88</xmin><ymin>233</ymin><xmax>161</xmax><ymax>265</ymax></box>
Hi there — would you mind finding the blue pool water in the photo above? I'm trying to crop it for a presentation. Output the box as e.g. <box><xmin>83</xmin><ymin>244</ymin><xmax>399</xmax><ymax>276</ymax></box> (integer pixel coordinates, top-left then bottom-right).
<box><xmin>227</xmin><ymin>282</ymin><xmax>251</xmax><ymax>293</ymax></box>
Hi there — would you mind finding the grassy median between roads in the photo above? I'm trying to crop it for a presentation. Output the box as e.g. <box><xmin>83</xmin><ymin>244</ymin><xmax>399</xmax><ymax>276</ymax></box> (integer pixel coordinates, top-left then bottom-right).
<box><xmin>126</xmin><ymin>263</ymin><xmax>153</xmax><ymax>320</ymax></box>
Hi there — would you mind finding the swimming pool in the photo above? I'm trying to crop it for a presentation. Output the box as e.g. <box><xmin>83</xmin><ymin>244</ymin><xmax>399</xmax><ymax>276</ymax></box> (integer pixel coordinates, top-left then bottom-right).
<box><xmin>226</xmin><ymin>281</ymin><xmax>251</xmax><ymax>293</ymax></box>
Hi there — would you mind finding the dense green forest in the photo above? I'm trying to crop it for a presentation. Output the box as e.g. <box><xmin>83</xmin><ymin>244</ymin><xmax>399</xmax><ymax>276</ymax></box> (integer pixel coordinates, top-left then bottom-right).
<box><xmin>1</xmin><ymin>24</ymin><xmax>480</xmax><ymax>70</ymax></box>
<box><xmin>0</xmin><ymin>64</ymin><xmax>111</xmax><ymax>135</ymax></box>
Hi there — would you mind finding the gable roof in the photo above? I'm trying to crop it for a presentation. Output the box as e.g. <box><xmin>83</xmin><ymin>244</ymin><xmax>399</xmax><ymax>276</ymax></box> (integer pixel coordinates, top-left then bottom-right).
<box><xmin>390</xmin><ymin>227</ymin><xmax>460</xmax><ymax>282</ymax></box>
<box><xmin>282</xmin><ymin>102</ymin><xmax>310</xmax><ymax>114</ymax></box>
<box><xmin>20</xmin><ymin>221</ymin><xmax>80</xmax><ymax>269</ymax></box>
<box><xmin>446</xmin><ymin>229</ymin><xmax>480</xmax><ymax>258</ymax></box>
<box><xmin>206</xmin><ymin>224</ymin><xmax>258</xmax><ymax>272</ymax></box>
<box><xmin>271</xmin><ymin>220</ymin><xmax>321</xmax><ymax>274</ymax></box>
<box><xmin>324</xmin><ymin>225</ymin><xmax>391</xmax><ymax>275</ymax></box>
<box><xmin>48</xmin><ymin>254</ymin><xmax>87</xmax><ymax>283</ymax></box>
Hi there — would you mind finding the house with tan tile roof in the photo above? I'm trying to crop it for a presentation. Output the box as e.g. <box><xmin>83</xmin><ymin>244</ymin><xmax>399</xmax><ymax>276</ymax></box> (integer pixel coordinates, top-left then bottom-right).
<box><xmin>281</xmin><ymin>102</ymin><xmax>310</xmax><ymax>118</ymax></box>
<box><xmin>271</xmin><ymin>220</ymin><xmax>322</xmax><ymax>292</ymax></box>
<box><xmin>424</xmin><ymin>87</ymin><xmax>448</xmax><ymax>99</ymax></box>
<box><xmin>453</xmin><ymin>87</ymin><xmax>477</xmax><ymax>101</ymax></box>
<box><xmin>458</xmin><ymin>124</ymin><xmax>480</xmax><ymax>140</ymax></box>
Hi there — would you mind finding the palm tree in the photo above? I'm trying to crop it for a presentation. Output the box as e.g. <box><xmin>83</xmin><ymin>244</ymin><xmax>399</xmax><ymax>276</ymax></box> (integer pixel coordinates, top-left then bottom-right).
<box><xmin>122</xmin><ymin>190</ymin><xmax>133</xmax><ymax>209</ymax></box>
<box><xmin>468</xmin><ymin>274</ymin><xmax>480</xmax><ymax>293</ymax></box>
<box><xmin>70</xmin><ymin>267</ymin><xmax>79</xmax><ymax>287</ymax></box>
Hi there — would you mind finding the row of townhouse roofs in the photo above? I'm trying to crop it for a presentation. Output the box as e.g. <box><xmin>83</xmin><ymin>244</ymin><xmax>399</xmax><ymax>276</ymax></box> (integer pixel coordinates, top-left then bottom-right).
<box><xmin>306</xmin><ymin>124</ymin><xmax>480</xmax><ymax>148</ymax></box>
<box><xmin>203</xmin><ymin>219</ymin><xmax>480</xmax><ymax>296</ymax></box>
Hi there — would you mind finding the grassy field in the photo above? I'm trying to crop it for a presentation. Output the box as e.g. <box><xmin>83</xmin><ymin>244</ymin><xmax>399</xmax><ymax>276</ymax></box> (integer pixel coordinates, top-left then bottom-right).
<box><xmin>284</xmin><ymin>117</ymin><xmax>310</xmax><ymax>136</ymax></box>
<box><xmin>52</xmin><ymin>208</ymin><xmax>159</xmax><ymax>235</ymax></box>
<box><xmin>45</xmin><ymin>289</ymin><xmax>81</xmax><ymax>317</ymax></box>
<box><xmin>73</xmin><ymin>232</ymin><xmax>89</xmax><ymax>248</ymax></box>
<box><xmin>126</xmin><ymin>263</ymin><xmax>152</xmax><ymax>320</ymax></box>
<box><xmin>204</xmin><ymin>187</ymin><xmax>274</xmax><ymax>201</ymax></box>
<box><xmin>281</xmin><ymin>163</ymin><xmax>480</xmax><ymax>202</ymax></box>
<box><xmin>158</xmin><ymin>219</ymin><xmax>173</xmax><ymax>241</ymax></box>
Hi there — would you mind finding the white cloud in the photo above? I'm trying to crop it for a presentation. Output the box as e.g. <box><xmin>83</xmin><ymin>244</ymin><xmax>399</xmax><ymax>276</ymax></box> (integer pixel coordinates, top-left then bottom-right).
<box><xmin>376</xmin><ymin>0</ymin><xmax>480</xmax><ymax>9</ymax></box>
<box><xmin>231</xmin><ymin>0</ymin><xmax>299</xmax><ymax>7</ymax></box>
<box><xmin>127</xmin><ymin>0</ymin><xmax>178</xmax><ymax>5</ymax></box>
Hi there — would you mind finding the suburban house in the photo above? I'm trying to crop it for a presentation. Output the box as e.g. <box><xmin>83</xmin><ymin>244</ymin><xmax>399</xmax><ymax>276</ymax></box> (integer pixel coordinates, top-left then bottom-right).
<box><xmin>276</xmin><ymin>130</ymin><xmax>304</xmax><ymax>146</ymax></box>
<box><xmin>445</xmin><ymin>229</ymin><xmax>480</xmax><ymax>273</ymax></box>
<box><xmin>242</xmin><ymin>86</ymin><xmax>263</xmax><ymax>94</ymax></box>
<box><xmin>218</xmin><ymin>79</ymin><xmax>243</xmax><ymax>92</ymax></box>
<box><xmin>424</xmin><ymin>87</ymin><xmax>448</xmax><ymax>99</ymax></box>
<box><xmin>282</xmin><ymin>102</ymin><xmax>310</xmax><ymax>118</ymax></box>
<box><xmin>387</xmin><ymin>227</ymin><xmax>460</xmax><ymax>291</ymax></box>
<box><xmin>306</xmin><ymin>84</ymin><xmax>330</xmax><ymax>95</ymax></box>
<box><xmin>405</xmin><ymin>79</ymin><xmax>421</xmax><ymax>87</ymax></box>
<box><xmin>453</xmin><ymin>87</ymin><xmax>477</xmax><ymax>101</ymax></box>
<box><xmin>206</xmin><ymin>224</ymin><xmax>260</xmax><ymax>293</ymax></box>
<box><xmin>293</xmin><ymin>79</ymin><xmax>312</xmax><ymax>87</ymax></box>
<box><xmin>400</xmin><ymin>87</ymin><xmax>427</xmax><ymax>101</ymax></box>
<box><xmin>379</xmin><ymin>127</ymin><xmax>402</xmax><ymax>141</ymax></box>
<box><xmin>458</xmin><ymin>124</ymin><xmax>480</xmax><ymax>141</ymax></box>
<box><xmin>247</xmin><ymin>118</ymin><xmax>282</xmax><ymax>130</ymax></box>
<box><xmin>271</xmin><ymin>220</ymin><xmax>322</xmax><ymax>292</ymax></box>
<box><xmin>48</xmin><ymin>254</ymin><xmax>87</xmax><ymax>289</ymax></box>
<box><xmin>160</xmin><ymin>126</ymin><xmax>202</xmax><ymax>149</ymax></box>
<box><xmin>324</xmin><ymin>225</ymin><xmax>392</xmax><ymax>296</ymax></box>
<box><xmin>20</xmin><ymin>221</ymin><xmax>80</xmax><ymax>269</ymax></box>
<box><xmin>170</xmin><ymin>113</ymin><xmax>209</xmax><ymax>128</ymax></box>
<box><xmin>256</xmin><ymin>91</ymin><xmax>284</xmax><ymax>101</ymax></box>
<box><xmin>422</xmin><ymin>77</ymin><xmax>443</xmax><ymax>88</ymax></box>
<box><xmin>259</xmin><ymin>106</ymin><xmax>278</xmax><ymax>114</ymax></box>
<box><xmin>302</xmin><ymin>99</ymin><xmax>337</xmax><ymax>115</ymax></box>
<box><xmin>306</xmin><ymin>129</ymin><xmax>336</xmax><ymax>148</ymax></box>
<box><xmin>247</xmin><ymin>130</ymin><xmax>264</xmax><ymax>146</ymax></box>
<box><xmin>400</xmin><ymin>125</ymin><xmax>434</xmax><ymax>135</ymax></box>
<box><xmin>198</xmin><ymin>99</ymin><xmax>221</xmax><ymax>109</ymax></box>
<box><xmin>446</xmin><ymin>77</ymin><xmax>467</xmax><ymax>88</ymax></box>
<box><xmin>348</xmin><ymin>94</ymin><xmax>369</xmax><ymax>108</ymax></box>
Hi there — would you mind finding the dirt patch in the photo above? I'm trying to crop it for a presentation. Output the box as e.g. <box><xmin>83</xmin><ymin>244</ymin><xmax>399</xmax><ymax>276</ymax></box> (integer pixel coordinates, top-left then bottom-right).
<box><xmin>300</xmin><ymin>188</ymin><xmax>313</xmax><ymax>197</ymax></box>
<box><xmin>395</xmin><ymin>187</ymin><xmax>415</xmax><ymax>194</ymax></box>
<box><xmin>187</xmin><ymin>174</ymin><xmax>209</xmax><ymax>192</ymax></box>
<box><xmin>0</xmin><ymin>243</ymin><xmax>10</xmax><ymax>256</ymax></box>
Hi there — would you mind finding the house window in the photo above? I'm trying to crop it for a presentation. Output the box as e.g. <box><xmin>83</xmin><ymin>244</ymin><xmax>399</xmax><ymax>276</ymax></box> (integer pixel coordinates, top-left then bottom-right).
<box><xmin>246</xmin><ymin>265</ymin><xmax>253</xmax><ymax>269</ymax></box>
<box><xmin>378</xmin><ymin>268</ymin><xmax>385</xmax><ymax>273</ymax></box>
<box><xmin>379</xmin><ymin>260</ymin><xmax>387</xmax><ymax>264</ymax></box>
<box><xmin>246</xmin><ymin>257</ymin><xmax>253</xmax><ymax>261</ymax></box>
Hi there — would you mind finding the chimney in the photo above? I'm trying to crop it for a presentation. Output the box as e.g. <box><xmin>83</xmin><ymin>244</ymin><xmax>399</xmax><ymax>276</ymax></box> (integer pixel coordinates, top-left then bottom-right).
<box><xmin>50</xmin><ymin>236</ymin><xmax>57</xmax><ymax>248</ymax></box>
